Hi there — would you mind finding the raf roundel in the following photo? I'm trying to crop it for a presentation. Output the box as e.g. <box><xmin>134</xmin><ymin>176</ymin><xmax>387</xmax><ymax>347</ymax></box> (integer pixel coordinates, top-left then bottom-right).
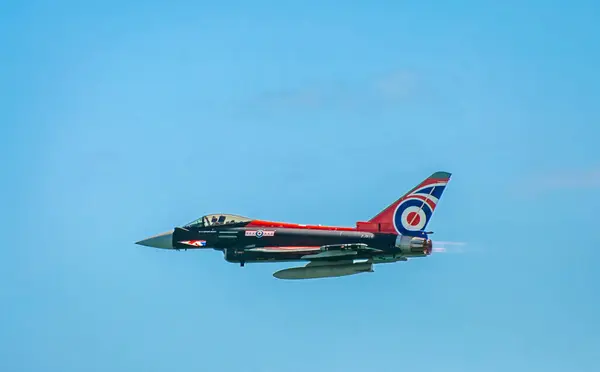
<box><xmin>255</xmin><ymin>229</ymin><xmax>264</xmax><ymax>238</ymax></box>
<box><xmin>393</xmin><ymin>199</ymin><xmax>431</xmax><ymax>234</ymax></box>
<box><xmin>392</xmin><ymin>183</ymin><xmax>446</xmax><ymax>235</ymax></box>
<box><xmin>399</xmin><ymin>205</ymin><xmax>427</xmax><ymax>230</ymax></box>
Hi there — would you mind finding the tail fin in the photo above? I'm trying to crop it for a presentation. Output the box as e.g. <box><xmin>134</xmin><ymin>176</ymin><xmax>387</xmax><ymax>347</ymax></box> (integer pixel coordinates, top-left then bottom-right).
<box><xmin>362</xmin><ymin>171</ymin><xmax>452</xmax><ymax>236</ymax></box>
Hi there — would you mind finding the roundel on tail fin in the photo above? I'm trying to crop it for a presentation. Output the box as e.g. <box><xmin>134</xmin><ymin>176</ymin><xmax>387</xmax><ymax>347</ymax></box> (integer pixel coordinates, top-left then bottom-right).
<box><xmin>366</xmin><ymin>171</ymin><xmax>451</xmax><ymax>235</ymax></box>
<box><xmin>393</xmin><ymin>181</ymin><xmax>447</xmax><ymax>235</ymax></box>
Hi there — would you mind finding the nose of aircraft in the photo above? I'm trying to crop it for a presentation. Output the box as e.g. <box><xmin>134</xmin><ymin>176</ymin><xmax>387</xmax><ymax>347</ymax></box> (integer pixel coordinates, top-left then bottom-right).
<box><xmin>135</xmin><ymin>231</ymin><xmax>174</xmax><ymax>249</ymax></box>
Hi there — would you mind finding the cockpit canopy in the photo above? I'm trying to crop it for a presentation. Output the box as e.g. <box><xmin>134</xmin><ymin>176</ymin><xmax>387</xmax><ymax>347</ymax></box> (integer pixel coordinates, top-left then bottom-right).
<box><xmin>183</xmin><ymin>213</ymin><xmax>252</xmax><ymax>228</ymax></box>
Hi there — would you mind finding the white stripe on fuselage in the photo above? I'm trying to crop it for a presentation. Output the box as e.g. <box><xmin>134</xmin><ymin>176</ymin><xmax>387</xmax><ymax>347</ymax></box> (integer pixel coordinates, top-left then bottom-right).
<box><xmin>246</xmin><ymin>246</ymin><xmax>321</xmax><ymax>253</ymax></box>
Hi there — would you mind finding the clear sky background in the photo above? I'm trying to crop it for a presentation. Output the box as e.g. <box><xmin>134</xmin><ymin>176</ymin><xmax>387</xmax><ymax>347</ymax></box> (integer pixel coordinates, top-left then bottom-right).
<box><xmin>2</xmin><ymin>1</ymin><xmax>599</xmax><ymax>371</ymax></box>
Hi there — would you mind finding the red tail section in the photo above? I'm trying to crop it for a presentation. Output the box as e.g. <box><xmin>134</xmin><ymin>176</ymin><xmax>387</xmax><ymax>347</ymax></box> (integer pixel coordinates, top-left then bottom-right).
<box><xmin>356</xmin><ymin>171</ymin><xmax>451</xmax><ymax>235</ymax></box>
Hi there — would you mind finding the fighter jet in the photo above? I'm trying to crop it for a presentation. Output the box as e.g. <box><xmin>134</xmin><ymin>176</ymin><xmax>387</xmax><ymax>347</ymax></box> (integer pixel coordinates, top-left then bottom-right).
<box><xmin>136</xmin><ymin>171</ymin><xmax>451</xmax><ymax>280</ymax></box>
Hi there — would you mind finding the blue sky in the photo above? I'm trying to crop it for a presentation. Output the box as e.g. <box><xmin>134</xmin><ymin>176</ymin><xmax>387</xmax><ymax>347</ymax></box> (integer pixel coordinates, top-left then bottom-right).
<box><xmin>2</xmin><ymin>0</ymin><xmax>599</xmax><ymax>371</ymax></box>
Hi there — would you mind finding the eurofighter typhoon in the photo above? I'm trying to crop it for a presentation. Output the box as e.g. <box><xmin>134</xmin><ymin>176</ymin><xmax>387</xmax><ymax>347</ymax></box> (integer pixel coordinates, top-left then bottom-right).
<box><xmin>136</xmin><ymin>171</ymin><xmax>452</xmax><ymax>280</ymax></box>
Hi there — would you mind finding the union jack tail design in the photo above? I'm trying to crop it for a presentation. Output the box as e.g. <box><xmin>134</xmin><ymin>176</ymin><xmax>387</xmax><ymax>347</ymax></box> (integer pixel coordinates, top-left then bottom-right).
<box><xmin>368</xmin><ymin>171</ymin><xmax>451</xmax><ymax>236</ymax></box>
